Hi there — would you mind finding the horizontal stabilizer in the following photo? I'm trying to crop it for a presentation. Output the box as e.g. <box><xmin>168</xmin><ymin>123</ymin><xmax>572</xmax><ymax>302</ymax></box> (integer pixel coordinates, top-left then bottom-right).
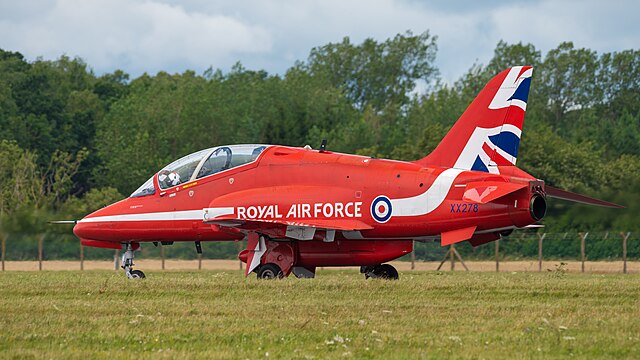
<box><xmin>441</xmin><ymin>226</ymin><xmax>477</xmax><ymax>246</ymax></box>
<box><xmin>546</xmin><ymin>186</ymin><xmax>624</xmax><ymax>208</ymax></box>
<box><xmin>49</xmin><ymin>220</ymin><xmax>78</xmax><ymax>224</ymax></box>
<box><xmin>463</xmin><ymin>181</ymin><xmax>527</xmax><ymax>204</ymax></box>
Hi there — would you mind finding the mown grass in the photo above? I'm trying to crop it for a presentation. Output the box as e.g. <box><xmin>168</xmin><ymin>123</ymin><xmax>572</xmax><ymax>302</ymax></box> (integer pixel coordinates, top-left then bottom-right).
<box><xmin>1</xmin><ymin>270</ymin><xmax>639</xmax><ymax>359</ymax></box>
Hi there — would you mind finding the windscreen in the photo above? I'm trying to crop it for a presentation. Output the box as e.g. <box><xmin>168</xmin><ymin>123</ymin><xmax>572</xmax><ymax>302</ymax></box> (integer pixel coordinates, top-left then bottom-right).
<box><xmin>196</xmin><ymin>145</ymin><xmax>267</xmax><ymax>179</ymax></box>
<box><xmin>130</xmin><ymin>145</ymin><xmax>268</xmax><ymax>195</ymax></box>
<box><xmin>130</xmin><ymin>176</ymin><xmax>155</xmax><ymax>198</ymax></box>
<box><xmin>158</xmin><ymin>148</ymin><xmax>212</xmax><ymax>189</ymax></box>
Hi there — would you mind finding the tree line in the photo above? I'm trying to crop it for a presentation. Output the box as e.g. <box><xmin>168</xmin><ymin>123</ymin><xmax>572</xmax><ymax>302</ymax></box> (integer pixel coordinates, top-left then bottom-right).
<box><xmin>0</xmin><ymin>30</ymin><xmax>639</xmax><ymax>259</ymax></box>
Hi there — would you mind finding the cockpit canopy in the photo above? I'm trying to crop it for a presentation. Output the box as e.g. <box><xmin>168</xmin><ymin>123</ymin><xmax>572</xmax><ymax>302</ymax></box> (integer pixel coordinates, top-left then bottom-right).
<box><xmin>130</xmin><ymin>144</ymin><xmax>268</xmax><ymax>198</ymax></box>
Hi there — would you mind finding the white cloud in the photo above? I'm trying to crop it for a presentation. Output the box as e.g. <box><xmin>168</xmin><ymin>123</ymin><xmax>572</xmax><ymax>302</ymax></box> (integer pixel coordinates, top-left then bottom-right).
<box><xmin>490</xmin><ymin>0</ymin><xmax>638</xmax><ymax>55</ymax></box>
<box><xmin>0</xmin><ymin>0</ymin><xmax>638</xmax><ymax>82</ymax></box>
<box><xmin>0</xmin><ymin>0</ymin><xmax>271</xmax><ymax>74</ymax></box>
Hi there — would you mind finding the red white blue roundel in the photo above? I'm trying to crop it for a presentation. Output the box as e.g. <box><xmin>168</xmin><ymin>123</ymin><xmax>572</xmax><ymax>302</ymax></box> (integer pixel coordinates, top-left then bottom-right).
<box><xmin>371</xmin><ymin>195</ymin><xmax>392</xmax><ymax>223</ymax></box>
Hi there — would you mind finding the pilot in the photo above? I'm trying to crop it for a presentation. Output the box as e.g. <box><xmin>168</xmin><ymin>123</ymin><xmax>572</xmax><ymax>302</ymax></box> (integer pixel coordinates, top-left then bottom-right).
<box><xmin>158</xmin><ymin>170</ymin><xmax>181</xmax><ymax>188</ymax></box>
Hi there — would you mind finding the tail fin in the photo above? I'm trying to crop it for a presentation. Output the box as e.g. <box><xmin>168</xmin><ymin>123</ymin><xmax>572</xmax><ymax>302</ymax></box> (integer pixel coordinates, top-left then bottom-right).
<box><xmin>416</xmin><ymin>66</ymin><xmax>533</xmax><ymax>174</ymax></box>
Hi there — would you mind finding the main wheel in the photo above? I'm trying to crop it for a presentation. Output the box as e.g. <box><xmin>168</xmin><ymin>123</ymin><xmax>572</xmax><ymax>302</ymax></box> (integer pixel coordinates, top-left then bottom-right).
<box><xmin>130</xmin><ymin>270</ymin><xmax>146</xmax><ymax>279</ymax></box>
<box><xmin>499</xmin><ymin>229</ymin><xmax>513</xmax><ymax>237</ymax></box>
<box><xmin>372</xmin><ymin>264</ymin><xmax>399</xmax><ymax>280</ymax></box>
<box><xmin>361</xmin><ymin>265</ymin><xmax>375</xmax><ymax>279</ymax></box>
<box><xmin>257</xmin><ymin>263</ymin><xmax>283</xmax><ymax>279</ymax></box>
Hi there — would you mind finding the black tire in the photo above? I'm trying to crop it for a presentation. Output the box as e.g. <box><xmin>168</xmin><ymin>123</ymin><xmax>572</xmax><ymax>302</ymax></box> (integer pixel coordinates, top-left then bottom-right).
<box><xmin>361</xmin><ymin>265</ymin><xmax>375</xmax><ymax>279</ymax></box>
<box><xmin>130</xmin><ymin>270</ymin><xmax>146</xmax><ymax>279</ymax></box>
<box><xmin>257</xmin><ymin>263</ymin><xmax>283</xmax><ymax>279</ymax></box>
<box><xmin>373</xmin><ymin>264</ymin><xmax>399</xmax><ymax>280</ymax></box>
<box><xmin>499</xmin><ymin>229</ymin><xmax>513</xmax><ymax>237</ymax></box>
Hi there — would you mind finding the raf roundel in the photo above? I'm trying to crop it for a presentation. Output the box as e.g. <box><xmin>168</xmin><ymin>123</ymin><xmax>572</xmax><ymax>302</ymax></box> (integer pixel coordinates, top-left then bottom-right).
<box><xmin>371</xmin><ymin>195</ymin><xmax>392</xmax><ymax>223</ymax></box>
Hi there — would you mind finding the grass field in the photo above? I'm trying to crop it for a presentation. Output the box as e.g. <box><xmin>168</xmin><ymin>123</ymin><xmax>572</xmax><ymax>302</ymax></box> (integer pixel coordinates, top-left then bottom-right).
<box><xmin>1</xmin><ymin>270</ymin><xmax>639</xmax><ymax>359</ymax></box>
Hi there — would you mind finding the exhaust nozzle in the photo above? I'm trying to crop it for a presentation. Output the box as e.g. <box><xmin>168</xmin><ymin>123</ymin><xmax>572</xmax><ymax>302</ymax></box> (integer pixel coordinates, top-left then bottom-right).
<box><xmin>530</xmin><ymin>195</ymin><xmax>547</xmax><ymax>221</ymax></box>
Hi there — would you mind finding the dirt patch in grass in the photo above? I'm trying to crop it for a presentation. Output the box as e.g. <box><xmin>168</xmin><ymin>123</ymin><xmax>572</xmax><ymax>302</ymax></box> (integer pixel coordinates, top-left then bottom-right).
<box><xmin>2</xmin><ymin>259</ymin><xmax>638</xmax><ymax>273</ymax></box>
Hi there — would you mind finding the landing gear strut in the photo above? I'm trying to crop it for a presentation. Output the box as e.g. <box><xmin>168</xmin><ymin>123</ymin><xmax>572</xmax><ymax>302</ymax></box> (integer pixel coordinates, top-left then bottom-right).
<box><xmin>122</xmin><ymin>243</ymin><xmax>145</xmax><ymax>279</ymax></box>
<box><xmin>361</xmin><ymin>264</ymin><xmax>399</xmax><ymax>280</ymax></box>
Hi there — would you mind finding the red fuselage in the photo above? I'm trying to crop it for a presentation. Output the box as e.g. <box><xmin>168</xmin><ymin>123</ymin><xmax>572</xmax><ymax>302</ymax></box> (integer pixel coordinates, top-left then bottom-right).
<box><xmin>74</xmin><ymin>145</ymin><xmax>543</xmax><ymax>265</ymax></box>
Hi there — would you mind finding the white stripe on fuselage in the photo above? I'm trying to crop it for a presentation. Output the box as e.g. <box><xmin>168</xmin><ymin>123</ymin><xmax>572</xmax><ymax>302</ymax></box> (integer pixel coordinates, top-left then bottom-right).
<box><xmin>390</xmin><ymin>168</ymin><xmax>464</xmax><ymax>217</ymax></box>
<box><xmin>78</xmin><ymin>207</ymin><xmax>234</xmax><ymax>223</ymax></box>
<box><xmin>81</xmin><ymin>168</ymin><xmax>463</xmax><ymax>226</ymax></box>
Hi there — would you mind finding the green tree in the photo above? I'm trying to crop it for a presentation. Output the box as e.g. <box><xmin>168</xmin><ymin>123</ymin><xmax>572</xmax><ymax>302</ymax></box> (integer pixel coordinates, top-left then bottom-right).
<box><xmin>307</xmin><ymin>30</ymin><xmax>438</xmax><ymax>111</ymax></box>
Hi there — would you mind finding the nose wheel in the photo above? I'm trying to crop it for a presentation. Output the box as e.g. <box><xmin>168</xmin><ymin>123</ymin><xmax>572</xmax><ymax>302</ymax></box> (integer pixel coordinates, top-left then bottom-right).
<box><xmin>122</xmin><ymin>243</ymin><xmax>145</xmax><ymax>279</ymax></box>
<box><xmin>129</xmin><ymin>269</ymin><xmax>146</xmax><ymax>279</ymax></box>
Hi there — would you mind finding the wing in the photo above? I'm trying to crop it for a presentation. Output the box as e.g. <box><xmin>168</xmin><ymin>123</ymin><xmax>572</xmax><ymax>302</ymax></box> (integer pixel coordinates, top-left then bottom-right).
<box><xmin>210</xmin><ymin>216</ymin><xmax>372</xmax><ymax>276</ymax></box>
<box><xmin>205</xmin><ymin>215</ymin><xmax>372</xmax><ymax>240</ymax></box>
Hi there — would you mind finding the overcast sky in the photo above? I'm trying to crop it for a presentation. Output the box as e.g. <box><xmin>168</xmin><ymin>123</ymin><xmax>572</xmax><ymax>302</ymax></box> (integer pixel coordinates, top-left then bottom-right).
<box><xmin>0</xmin><ymin>0</ymin><xmax>638</xmax><ymax>83</ymax></box>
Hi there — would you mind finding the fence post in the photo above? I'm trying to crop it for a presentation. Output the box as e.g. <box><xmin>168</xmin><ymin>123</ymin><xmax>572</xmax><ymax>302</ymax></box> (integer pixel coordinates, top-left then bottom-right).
<box><xmin>411</xmin><ymin>240</ymin><xmax>416</xmax><ymax>270</ymax></box>
<box><xmin>160</xmin><ymin>244</ymin><xmax>165</xmax><ymax>270</ymax></box>
<box><xmin>621</xmin><ymin>232</ymin><xmax>630</xmax><ymax>274</ymax></box>
<box><xmin>495</xmin><ymin>239</ymin><xmax>500</xmax><ymax>272</ymax></box>
<box><xmin>450</xmin><ymin>244</ymin><xmax>455</xmax><ymax>271</ymax></box>
<box><xmin>537</xmin><ymin>233</ymin><xmax>546</xmax><ymax>272</ymax></box>
<box><xmin>38</xmin><ymin>234</ymin><xmax>44</xmax><ymax>271</ymax></box>
<box><xmin>1</xmin><ymin>233</ymin><xmax>6</xmax><ymax>271</ymax></box>
<box><xmin>80</xmin><ymin>243</ymin><xmax>84</xmax><ymax>270</ymax></box>
<box><xmin>114</xmin><ymin>249</ymin><xmax>120</xmax><ymax>270</ymax></box>
<box><xmin>579</xmin><ymin>232</ymin><xmax>588</xmax><ymax>273</ymax></box>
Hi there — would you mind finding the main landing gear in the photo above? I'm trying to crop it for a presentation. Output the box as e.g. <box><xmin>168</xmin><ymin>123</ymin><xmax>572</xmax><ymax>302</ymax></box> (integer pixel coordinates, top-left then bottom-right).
<box><xmin>239</xmin><ymin>235</ymin><xmax>405</xmax><ymax>280</ymax></box>
<box><xmin>256</xmin><ymin>263</ymin><xmax>284</xmax><ymax>279</ymax></box>
<box><xmin>361</xmin><ymin>264</ymin><xmax>399</xmax><ymax>280</ymax></box>
<box><xmin>253</xmin><ymin>262</ymin><xmax>400</xmax><ymax>280</ymax></box>
<box><xmin>122</xmin><ymin>243</ymin><xmax>145</xmax><ymax>279</ymax></box>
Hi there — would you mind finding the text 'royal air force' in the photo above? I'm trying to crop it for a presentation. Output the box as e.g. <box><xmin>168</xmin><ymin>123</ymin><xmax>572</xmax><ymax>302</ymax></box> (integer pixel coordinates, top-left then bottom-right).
<box><xmin>236</xmin><ymin>202</ymin><xmax>363</xmax><ymax>219</ymax></box>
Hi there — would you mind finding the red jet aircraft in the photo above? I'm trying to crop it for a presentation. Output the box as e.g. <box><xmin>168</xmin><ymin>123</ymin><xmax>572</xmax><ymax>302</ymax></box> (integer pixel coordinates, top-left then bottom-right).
<box><xmin>71</xmin><ymin>66</ymin><xmax>622</xmax><ymax>279</ymax></box>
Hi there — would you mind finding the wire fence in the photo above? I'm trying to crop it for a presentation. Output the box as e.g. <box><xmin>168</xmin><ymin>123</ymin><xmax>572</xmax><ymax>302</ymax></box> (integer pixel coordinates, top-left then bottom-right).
<box><xmin>423</xmin><ymin>232</ymin><xmax>635</xmax><ymax>274</ymax></box>
<box><xmin>0</xmin><ymin>231</ymin><xmax>638</xmax><ymax>273</ymax></box>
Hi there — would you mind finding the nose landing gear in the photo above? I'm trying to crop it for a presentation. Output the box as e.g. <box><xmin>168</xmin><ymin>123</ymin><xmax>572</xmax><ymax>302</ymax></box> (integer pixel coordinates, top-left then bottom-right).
<box><xmin>122</xmin><ymin>243</ymin><xmax>145</xmax><ymax>279</ymax></box>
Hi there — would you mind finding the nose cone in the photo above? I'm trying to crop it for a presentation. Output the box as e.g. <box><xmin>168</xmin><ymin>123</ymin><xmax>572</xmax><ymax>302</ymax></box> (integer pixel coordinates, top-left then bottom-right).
<box><xmin>72</xmin><ymin>200</ymin><xmax>123</xmax><ymax>241</ymax></box>
<box><xmin>73</xmin><ymin>221</ymin><xmax>90</xmax><ymax>239</ymax></box>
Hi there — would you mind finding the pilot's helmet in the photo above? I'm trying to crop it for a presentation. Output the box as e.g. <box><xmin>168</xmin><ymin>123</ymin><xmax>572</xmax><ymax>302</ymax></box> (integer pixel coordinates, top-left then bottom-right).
<box><xmin>159</xmin><ymin>171</ymin><xmax>181</xmax><ymax>186</ymax></box>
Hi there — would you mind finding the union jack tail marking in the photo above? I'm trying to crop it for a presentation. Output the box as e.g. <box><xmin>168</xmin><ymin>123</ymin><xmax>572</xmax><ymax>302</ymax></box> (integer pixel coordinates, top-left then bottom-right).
<box><xmin>416</xmin><ymin>66</ymin><xmax>533</xmax><ymax>174</ymax></box>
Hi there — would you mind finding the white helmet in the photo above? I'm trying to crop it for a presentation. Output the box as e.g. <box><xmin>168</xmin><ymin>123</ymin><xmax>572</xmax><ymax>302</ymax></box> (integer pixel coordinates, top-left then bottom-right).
<box><xmin>159</xmin><ymin>171</ymin><xmax>181</xmax><ymax>187</ymax></box>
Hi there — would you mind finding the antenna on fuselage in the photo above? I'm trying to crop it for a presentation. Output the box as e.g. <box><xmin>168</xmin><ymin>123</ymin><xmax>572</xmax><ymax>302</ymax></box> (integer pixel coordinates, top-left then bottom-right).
<box><xmin>319</xmin><ymin>139</ymin><xmax>327</xmax><ymax>153</ymax></box>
